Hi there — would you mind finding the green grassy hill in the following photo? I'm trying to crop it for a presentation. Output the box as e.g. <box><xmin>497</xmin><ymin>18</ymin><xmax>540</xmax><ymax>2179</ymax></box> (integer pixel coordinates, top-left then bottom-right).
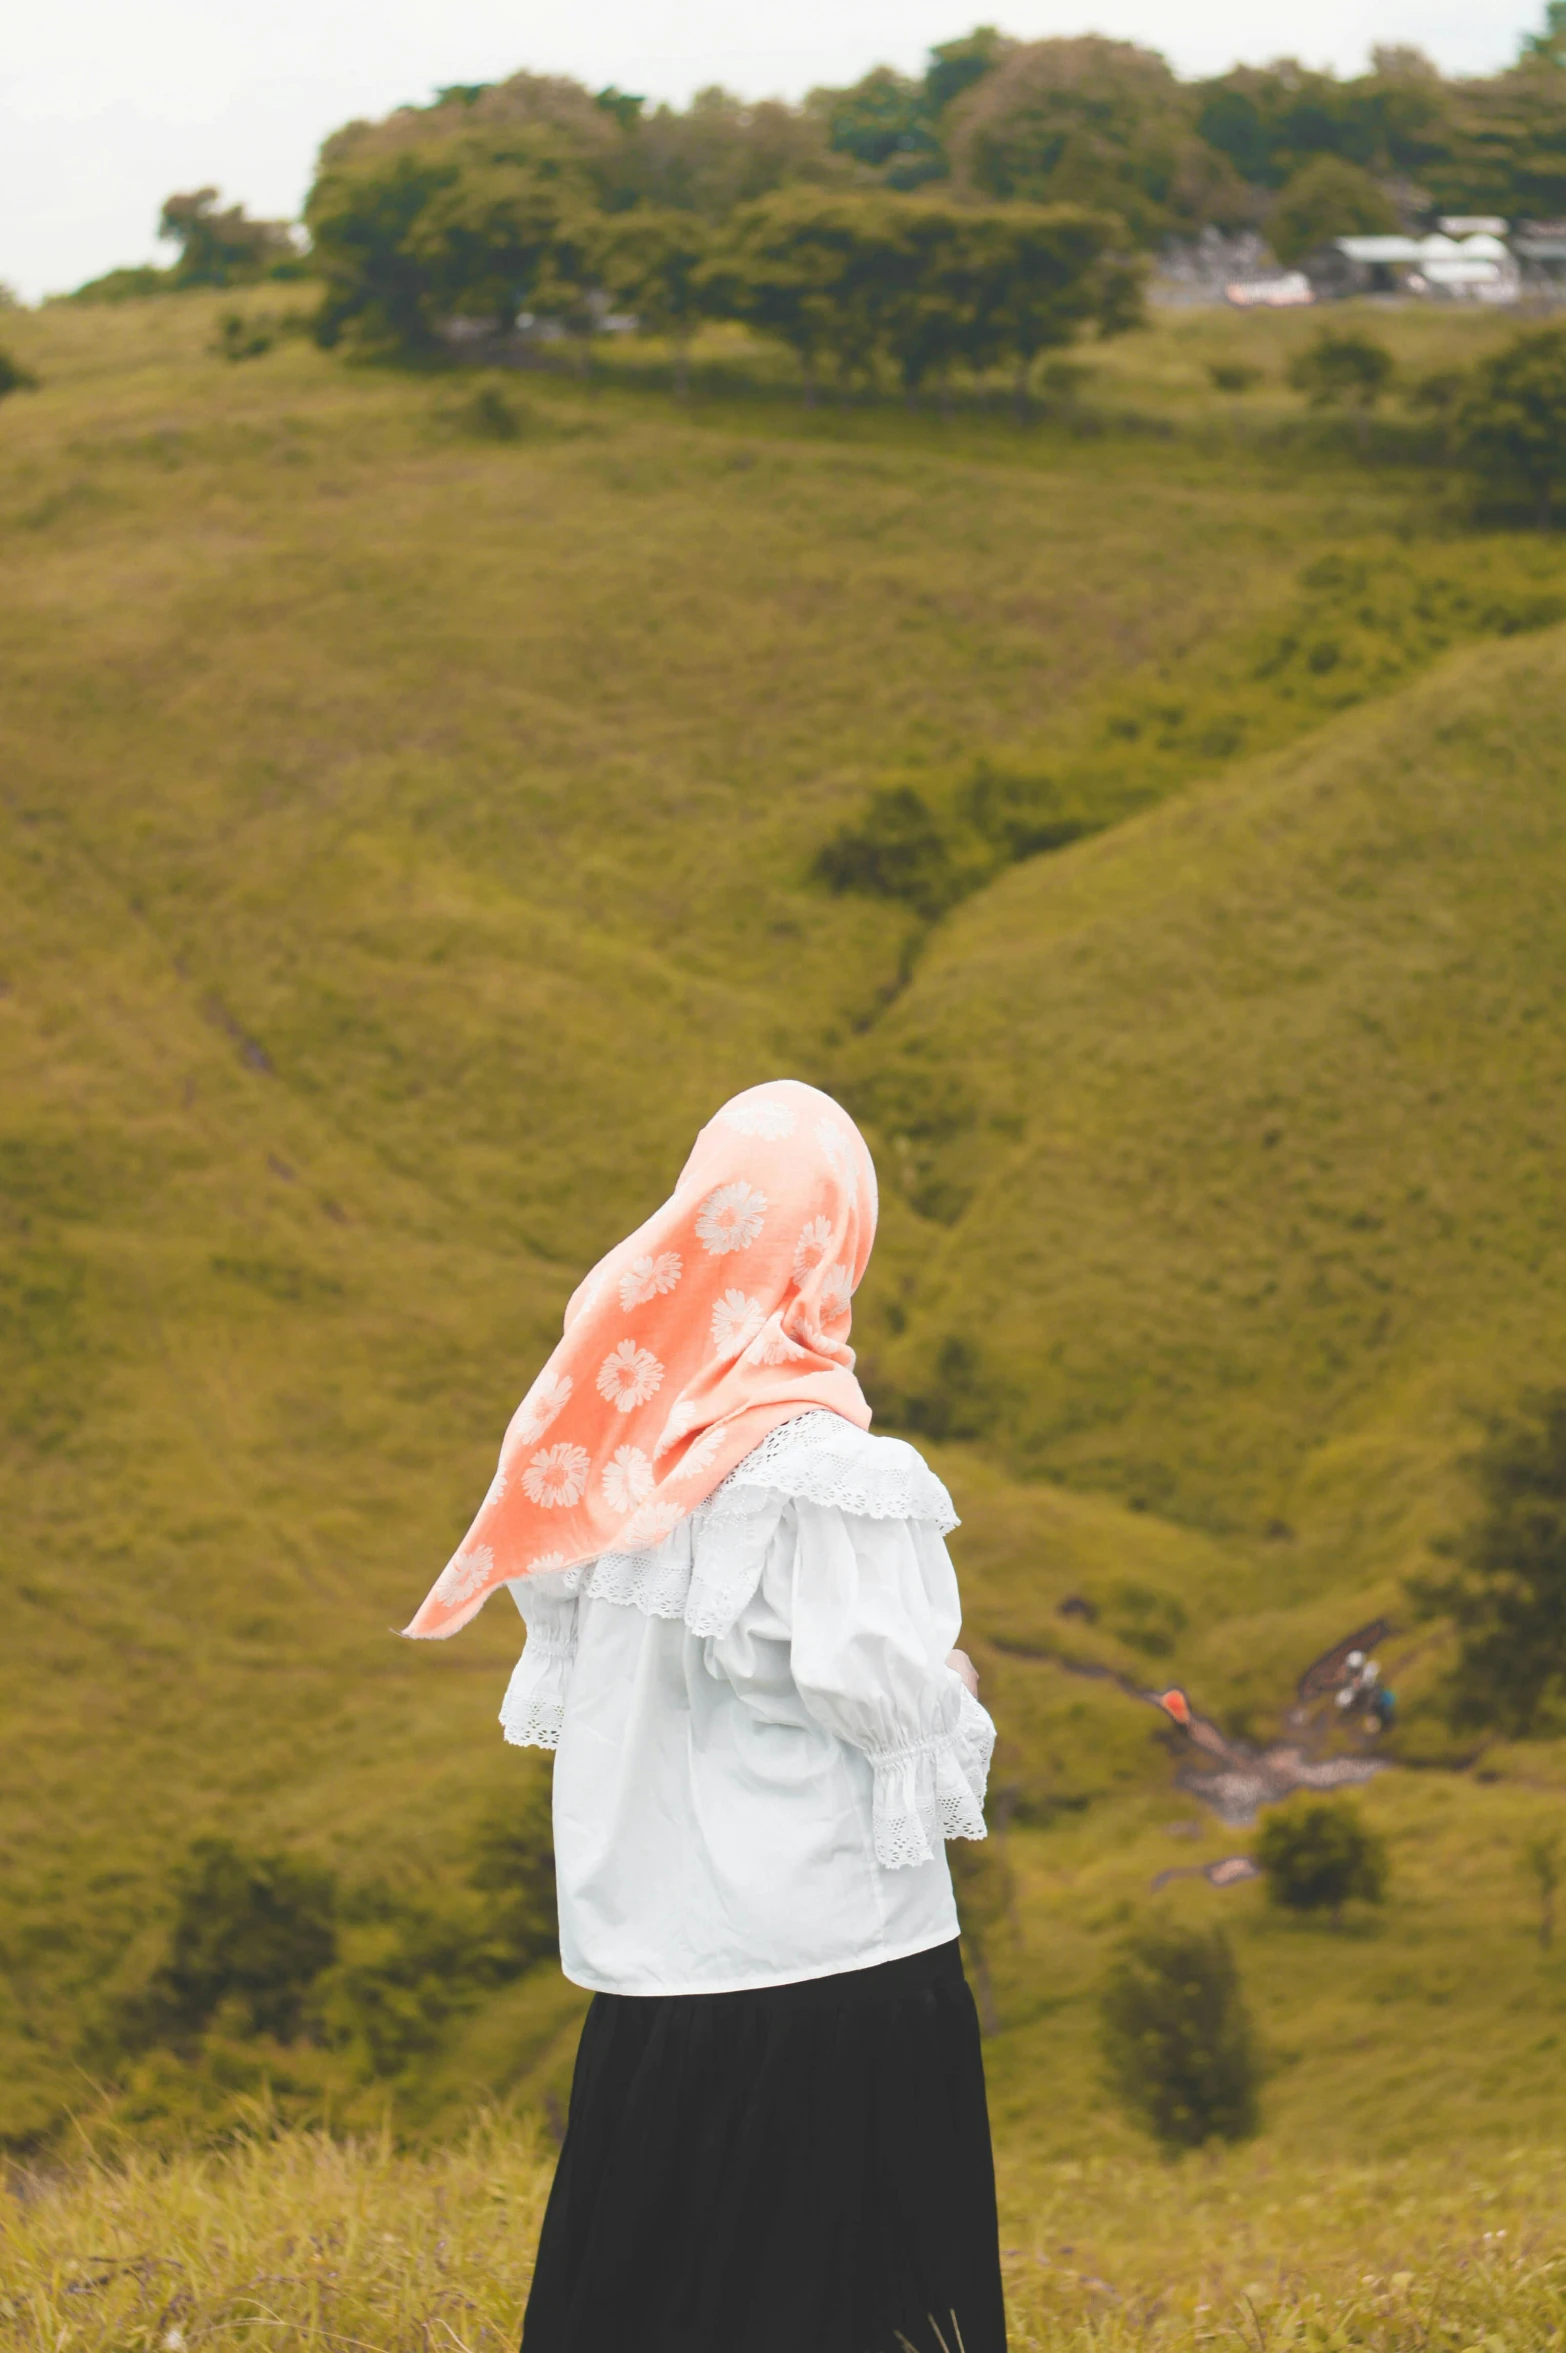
<box><xmin>3</xmin><ymin>291</ymin><xmax>1565</xmax><ymax>2154</ymax></box>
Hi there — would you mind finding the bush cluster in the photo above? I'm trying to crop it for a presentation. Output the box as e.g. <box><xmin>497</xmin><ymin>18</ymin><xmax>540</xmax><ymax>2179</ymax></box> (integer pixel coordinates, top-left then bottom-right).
<box><xmin>119</xmin><ymin>1776</ymin><xmax>557</xmax><ymax>2083</ymax></box>
<box><xmin>1098</xmin><ymin>1922</ymin><xmax>1261</xmax><ymax>2152</ymax></box>
<box><xmin>814</xmin><ymin>539</ymin><xmax>1566</xmax><ymax>929</ymax></box>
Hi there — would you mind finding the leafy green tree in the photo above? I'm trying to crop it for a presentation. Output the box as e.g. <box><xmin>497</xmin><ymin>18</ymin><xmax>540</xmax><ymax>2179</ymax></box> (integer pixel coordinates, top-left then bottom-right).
<box><xmin>1255</xmin><ymin>1798</ymin><xmax>1388</xmax><ymax>1925</ymax></box>
<box><xmin>319</xmin><ymin>70</ymin><xmax>628</xmax><ymax>200</ymax></box>
<box><xmin>625</xmin><ymin>87</ymin><xmax>847</xmax><ymax>220</ymax></box>
<box><xmin>1452</xmin><ymin>326</ymin><xmax>1566</xmax><ymax>528</ymax></box>
<box><xmin>859</xmin><ymin>199</ymin><xmax>966</xmax><ymax>404</ymax></box>
<box><xmin>1521</xmin><ymin>0</ymin><xmax>1566</xmax><ymax>67</ymax></box>
<box><xmin>1098</xmin><ymin>1922</ymin><xmax>1261</xmax><ymax>2152</ymax></box>
<box><xmin>957</xmin><ymin>200</ymin><xmax>1143</xmax><ymax>417</ymax></box>
<box><xmin>1287</xmin><ymin>327</ymin><xmax>1396</xmax><ymax>451</ymax></box>
<box><xmin>409</xmin><ymin>134</ymin><xmax>591</xmax><ymax>331</ymax></box>
<box><xmin>1269</xmin><ymin>153</ymin><xmax>1400</xmax><ymax>262</ymax></box>
<box><xmin>705</xmin><ymin>188</ymin><xmax>881</xmax><ymax>401</ymax></box>
<box><xmin>306</xmin><ymin>130</ymin><xmax>589</xmax><ymax>354</ymax></box>
<box><xmin>596</xmin><ymin>207</ymin><xmax>714</xmax><ymax>394</ymax></box>
<box><xmin>925</xmin><ymin>27</ymin><xmax>1014</xmax><ymax>117</ymax></box>
<box><xmin>1410</xmin><ymin>1390</ymin><xmax>1566</xmax><ymax>1725</ymax></box>
<box><xmin>946</xmin><ymin>36</ymin><xmax>1234</xmax><ymax>243</ymax></box>
<box><xmin>159</xmin><ymin>188</ymin><xmax>296</xmax><ymax>287</ymax></box>
<box><xmin>821</xmin><ymin>65</ymin><xmax>942</xmax><ymax>185</ymax></box>
<box><xmin>307</xmin><ymin>144</ymin><xmax>465</xmax><ymax>351</ymax></box>
<box><xmin>138</xmin><ymin>1838</ymin><xmax>338</xmax><ymax>2042</ymax></box>
<box><xmin>1426</xmin><ymin>62</ymin><xmax>1566</xmax><ymax>220</ymax></box>
<box><xmin>0</xmin><ymin>346</ymin><xmax>38</xmax><ymax>401</ymax></box>
<box><xmin>1192</xmin><ymin>59</ymin><xmax>1429</xmax><ymax>192</ymax></box>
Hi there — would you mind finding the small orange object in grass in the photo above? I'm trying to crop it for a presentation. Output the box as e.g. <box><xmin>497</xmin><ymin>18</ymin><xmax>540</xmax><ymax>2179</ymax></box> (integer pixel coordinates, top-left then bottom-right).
<box><xmin>1158</xmin><ymin>1689</ymin><xmax>1191</xmax><ymax>1725</ymax></box>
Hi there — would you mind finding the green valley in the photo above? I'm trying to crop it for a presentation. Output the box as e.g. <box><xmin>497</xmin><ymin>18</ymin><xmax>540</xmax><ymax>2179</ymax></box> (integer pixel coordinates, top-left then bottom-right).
<box><xmin>3</xmin><ymin>288</ymin><xmax>1565</xmax><ymax>2168</ymax></box>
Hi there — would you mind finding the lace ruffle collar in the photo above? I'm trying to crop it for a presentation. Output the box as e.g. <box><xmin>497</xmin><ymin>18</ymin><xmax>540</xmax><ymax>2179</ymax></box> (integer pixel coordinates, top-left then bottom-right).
<box><xmin>507</xmin><ymin>1412</ymin><xmax>957</xmax><ymax>1644</ymax></box>
<box><xmin>712</xmin><ymin>1410</ymin><xmax>958</xmax><ymax>1533</ymax></box>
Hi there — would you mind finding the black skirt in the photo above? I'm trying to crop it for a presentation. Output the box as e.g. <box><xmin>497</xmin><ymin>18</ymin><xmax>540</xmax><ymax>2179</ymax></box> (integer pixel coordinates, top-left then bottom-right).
<box><xmin>521</xmin><ymin>1939</ymin><xmax>1006</xmax><ymax>2353</ymax></box>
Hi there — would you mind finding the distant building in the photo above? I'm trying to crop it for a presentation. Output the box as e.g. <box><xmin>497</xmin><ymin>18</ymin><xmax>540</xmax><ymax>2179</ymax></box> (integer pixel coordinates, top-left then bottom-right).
<box><xmin>1319</xmin><ymin>229</ymin><xmax>1518</xmax><ymax>303</ymax></box>
<box><xmin>1514</xmin><ymin>223</ymin><xmax>1566</xmax><ymax>294</ymax></box>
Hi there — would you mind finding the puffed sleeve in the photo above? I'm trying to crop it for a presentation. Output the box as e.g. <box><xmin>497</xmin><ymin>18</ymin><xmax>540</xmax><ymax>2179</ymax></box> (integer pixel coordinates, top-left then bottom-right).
<box><xmin>498</xmin><ymin>1575</ymin><xmax>579</xmax><ymax>1751</ymax></box>
<box><xmin>785</xmin><ymin>1499</ymin><xmax>995</xmax><ymax>1870</ymax></box>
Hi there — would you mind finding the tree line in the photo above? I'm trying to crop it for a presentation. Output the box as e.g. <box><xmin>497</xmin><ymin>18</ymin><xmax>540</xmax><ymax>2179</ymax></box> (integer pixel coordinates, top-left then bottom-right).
<box><xmin>307</xmin><ymin>18</ymin><xmax>1566</xmax><ymax>261</ymax></box>
<box><xmin>304</xmin><ymin>148</ymin><xmax>1142</xmax><ymax>399</ymax></box>
<box><xmin>60</xmin><ymin>7</ymin><xmax>1566</xmax><ymax>323</ymax></box>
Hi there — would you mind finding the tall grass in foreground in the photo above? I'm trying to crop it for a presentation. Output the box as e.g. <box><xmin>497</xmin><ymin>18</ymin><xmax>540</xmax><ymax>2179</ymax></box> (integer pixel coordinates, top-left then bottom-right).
<box><xmin>3</xmin><ymin>2132</ymin><xmax>1564</xmax><ymax>2351</ymax></box>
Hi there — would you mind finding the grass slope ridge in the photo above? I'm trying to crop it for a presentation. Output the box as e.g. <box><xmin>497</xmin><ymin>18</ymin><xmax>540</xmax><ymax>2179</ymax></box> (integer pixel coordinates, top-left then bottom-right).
<box><xmin>859</xmin><ymin>625</ymin><xmax>1566</xmax><ymax>1577</ymax></box>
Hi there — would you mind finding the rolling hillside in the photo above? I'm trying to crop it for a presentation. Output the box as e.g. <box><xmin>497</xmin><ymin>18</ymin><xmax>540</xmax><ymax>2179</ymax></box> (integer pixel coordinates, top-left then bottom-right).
<box><xmin>2</xmin><ymin>291</ymin><xmax>1565</xmax><ymax>2153</ymax></box>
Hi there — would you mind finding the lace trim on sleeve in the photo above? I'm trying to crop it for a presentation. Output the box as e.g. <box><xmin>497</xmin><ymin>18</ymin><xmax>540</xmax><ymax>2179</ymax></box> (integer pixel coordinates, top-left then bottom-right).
<box><xmin>499</xmin><ymin>1632</ymin><xmax>576</xmax><ymax>1752</ymax></box>
<box><xmin>867</xmin><ymin>1683</ymin><xmax>996</xmax><ymax>1870</ymax></box>
<box><xmin>719</xmin><ymin>1411</ymin><xmax>958</xmax><ymax>1533</ymax></box>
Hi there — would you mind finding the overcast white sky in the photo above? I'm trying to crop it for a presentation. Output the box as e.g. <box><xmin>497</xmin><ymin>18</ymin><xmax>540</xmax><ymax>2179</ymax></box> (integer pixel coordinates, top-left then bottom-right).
<box><xmin>1</xmin><ymin>0</ymin><xmax>1535</xmax><ymax>302</ymax></box>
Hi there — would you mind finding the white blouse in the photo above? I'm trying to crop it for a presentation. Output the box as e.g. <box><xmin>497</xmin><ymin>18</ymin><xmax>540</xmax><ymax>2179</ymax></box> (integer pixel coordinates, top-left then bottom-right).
<box><xmin>499</xmin><ymin>1411</ymin><xmax>996</xmax><ymax>1997</ymax></box>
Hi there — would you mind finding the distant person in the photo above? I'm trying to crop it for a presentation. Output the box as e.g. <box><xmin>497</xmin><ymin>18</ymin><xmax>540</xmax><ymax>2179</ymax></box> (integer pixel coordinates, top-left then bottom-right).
<box><xmin>406</xmin><ymin>1080</ymin><xmax>1005</xmax><ymax>2353</ymax></box>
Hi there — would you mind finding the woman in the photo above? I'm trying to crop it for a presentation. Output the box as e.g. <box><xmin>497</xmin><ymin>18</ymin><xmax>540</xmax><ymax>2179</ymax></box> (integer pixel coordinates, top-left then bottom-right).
<box><xmin>407</xmin><ymin>1079</ymin><xmax>1006</xmax><ymax>2353</ymax></box>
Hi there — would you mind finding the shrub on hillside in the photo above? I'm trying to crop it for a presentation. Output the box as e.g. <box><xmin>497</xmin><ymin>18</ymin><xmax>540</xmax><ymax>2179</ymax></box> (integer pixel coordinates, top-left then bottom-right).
<box><xmin>135</xmin><ymin>1838</ymin><xmax>338</xmax><ymax>2044</ymax></box>
<box><xmin>124</xmin><ymin>1787</ymin><xmax>558</xmax><ymax>2076</ymax></box>
<box><xmin>1410</xmin><ymin>1389</ymin><xmax>1566</xmax><ymax>1732</ymax></box>
<box><xmin>1287</xmin><ymin>329</ymin><xmax>1396</xmax><ymax>452</ymax></box>
<box><xmin>62</xmin><ymin>264</ymin><xmax>173</xmax><ymax>303</ymax></box>
<box><xmin>1098</xmin><ymin>1921</ymin><xmax>1261</xmax><ymax>2152</ymax></box>
<box><xmin>160</xmin><ymin>189</ymin><xmax>298</xmax><ymax>288</ymax></box>
<box><xmin>469</xmin><ymin>1771</ymin><xmax>559</xmax><ymax>1971</ymax></box>
<box><xmin>1255</xmin><ymin>1797</ymin><xmax>1388</xmax><ymax>1925</ymax></box>
<box><xmin>0</xmin><ymin>346</ymin><xmax>38</xmax><ymax>401</ymax></box>
<box><xmin>1452</xmin><ymin>325</ymin><xmax>1566</xmax><ymax>529</ymax></box>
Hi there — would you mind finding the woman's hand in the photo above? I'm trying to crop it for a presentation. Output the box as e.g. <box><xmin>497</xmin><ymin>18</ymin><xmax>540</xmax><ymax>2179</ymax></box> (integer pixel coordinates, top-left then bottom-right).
<box><xmin>947</xmin><ymin>1648</ymin><xmax>979</xmax><ymax>1698</ymax></box>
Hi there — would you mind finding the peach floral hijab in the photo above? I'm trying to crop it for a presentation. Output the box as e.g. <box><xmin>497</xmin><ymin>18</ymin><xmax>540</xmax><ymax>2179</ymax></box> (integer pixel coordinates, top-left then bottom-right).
<box><xmin>405</xmin><ymin>1081</ymin><xmax>877</xmax><ymax>1638</ymax></box>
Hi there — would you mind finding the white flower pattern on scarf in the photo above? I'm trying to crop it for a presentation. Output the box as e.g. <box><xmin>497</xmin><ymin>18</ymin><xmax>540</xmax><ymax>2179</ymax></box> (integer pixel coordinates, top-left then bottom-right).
<box><xmin>718</xmin><ymin>1095</ymin><xmax>797</xmax><ymax>1141</ymax></box>
<box><xmin>818</xmin><ymin>1263</ymin><xmax>854</xmax><ymax>1324</ymax></box>
<box><xmin>596</xmin><ymin>1340</ymin><xmax>664</xmax><ymax>1414</ymax></box>
<box><xmin>793</xmin><ymin>1217</ymin><xmax>833</xmax><ymax>1282</ymax></box>
<box><xmin>522</xmin><ymin>1444</ymin><xmax>591</xmax><ymax>1508</ymax></box>
<box><xmin>815</xmin><ymin>1119</ymin><xmax>856</xmax><ymax>1202</ymax></box>
<box><xmin>747</xmin><ymin>1320</ymin><xmax>806</xmax><ymax>1366</ymax></box>
<box><xmin>514</xmin><ymin>1370</ymin><xmax>572</xmax><ymax>1445</ymax></box>
<box><xmin>619</xmin><ymin>1252</ymin><xmax>683</xmax><ymax>1313</ymax></box>
<box><xmin>710</xmin><ymin>1288</ymin><xmax>764</xmax><ymax>1356</ymax></box>
<box><xmin>621</xmin><ymin>1495</ymin><xmax>684</xmax><ymax>1550</ymax></box>
<box><xmin>654</xmin><ymin>1399</ymin><xmax>699</xmax><ymax>1458</ymax></box>
<box><xmin>601</xmin><ymin>1445</ymin><xmax>654</xmax><ymax>1515</ymax></box>
<box><xmin>434</xmin><ymin>1542</ymin><xmax>494</xmax><ymax>1604</ymax></box>
<box><xmin>695</xmin><ymin>1181</ymin><xmax>768</xmax><ymax>1255</ymax></box>
<box><xmin>669</xmin><ymin>1424</ymin><xmax>725</xmax><ymax>1482</ymax></box>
